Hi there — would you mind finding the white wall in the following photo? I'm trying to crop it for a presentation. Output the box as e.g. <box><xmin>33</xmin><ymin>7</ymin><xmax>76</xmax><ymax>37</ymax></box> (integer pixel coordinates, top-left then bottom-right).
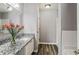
<box><xmin>62</xmin><ymin>31</ymin><xmax>77</xmax><ymax>55</ymax></box>
<box><xmin>22</xmin><ymin>3</ymin><xmax>39</xmax><ymax>52</ymax></box>
<box><xmin>40</xmin><ymin>9</ymin><xmax>58</xmax><ymax>43</ymax></box>
<box><xmin>0</xmin><ymin>13</ymin><xmax>2</xmax><ymax>19</ymax></box>
<box><xmin>8</xmin><ymin>9</ymin><xmax>21</xmax><ymax>24</ymax></box>
<box><xmin>23</xmin><ymin>4</ymin><xmax>39</xmax><ymax>34</ymax></box>
<box><xmin>6</xmin><ymin>4</ymin><xmax>23</xmax><ymax>25</ymax></box>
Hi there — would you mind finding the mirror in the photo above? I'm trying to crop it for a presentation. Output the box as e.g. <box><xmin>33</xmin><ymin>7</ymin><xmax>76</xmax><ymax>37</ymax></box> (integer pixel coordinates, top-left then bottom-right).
<box><xmin>0</xmin><ymin>3</ymin><xmax>22</xmax><ymax>33</ymax></box>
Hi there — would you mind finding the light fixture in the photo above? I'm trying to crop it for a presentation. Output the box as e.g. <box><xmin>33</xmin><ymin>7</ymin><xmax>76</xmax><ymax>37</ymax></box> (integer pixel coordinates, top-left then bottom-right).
<box><xmin>7</xmin><ymin>7</ymin><xmax>12</xmax><ymax>11</ymax></box>
<box><xmin>7</xmin><ymin>3</ymin><xmax>20</xmax><ymax>10</ymax></box>
<box><xmin>45</xmin><ymin>4</ymin><xmax>51</xmax><ymax>8</ymax></box>
<box><xmin>14</xmin><ymin>4</ymin><xmax>20</xmax><ymax>8</ymax></box>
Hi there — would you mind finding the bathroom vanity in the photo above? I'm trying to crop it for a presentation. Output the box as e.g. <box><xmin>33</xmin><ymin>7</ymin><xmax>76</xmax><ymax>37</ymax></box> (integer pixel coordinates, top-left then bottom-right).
<box><xmin>0</xmin><ymin>34</ymin><xmax>34</xmax><ymax>55</ymax></box>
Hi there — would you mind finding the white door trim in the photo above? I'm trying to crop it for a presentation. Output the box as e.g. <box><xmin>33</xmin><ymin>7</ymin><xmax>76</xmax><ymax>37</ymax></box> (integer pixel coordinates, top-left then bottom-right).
<box><xmin>77</xmin><ymin>3</ymin><xmax>79</xmax><ymax>50</ymax></box>
<box><xmin>57</xmin><ymin>3</ymin><xmax>62</xmax><ymax>55</ymax></box>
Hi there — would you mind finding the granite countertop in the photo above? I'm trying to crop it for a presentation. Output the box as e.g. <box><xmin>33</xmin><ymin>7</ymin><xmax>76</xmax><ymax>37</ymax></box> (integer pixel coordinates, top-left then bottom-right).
<box><xmin>0</xmin><ymin>34</ymin><xmax>34</xmax><ymax>55</ymax></box>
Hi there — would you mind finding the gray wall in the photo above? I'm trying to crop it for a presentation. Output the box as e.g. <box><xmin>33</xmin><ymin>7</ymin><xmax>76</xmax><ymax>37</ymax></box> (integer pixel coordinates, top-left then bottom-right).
<box><xmin>61</xmin><ymin>3</ymin><xmax>77</xmax><ymax>30</ymax></box>
<box><xmin>0</xmin><ymin>13</ymin><xmax>2</xmax><ymax>28</ymax></box>
<box><xmin>0</xmin><ymin>12</ymin><xmax>8</xmax><ymax>19</ymax></box>
<box><xmin>1</xmin><ymin>12</ymin><xmax>8</xmax><ymax>19</ymax></box>
<box><xmin>0</xmin><ymin>13</ymin><xmax>2</xmax><ymax>19</ymax></box>
<box><xmin>0</xmin><ymin>12</ymin><xmax>9</xmax><ymax>30</ymax></box>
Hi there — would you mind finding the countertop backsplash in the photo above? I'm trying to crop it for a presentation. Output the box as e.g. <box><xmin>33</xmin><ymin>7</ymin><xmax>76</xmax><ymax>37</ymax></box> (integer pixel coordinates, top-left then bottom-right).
<box><xmin>0</xmin><ymin>32</ymin><xmax>35</xmax><ymax>45</ymax></box>
<box><xmin>0</xmin><ymin>33</ymin><xmax>23</xmax><ymax>45</ymax></box>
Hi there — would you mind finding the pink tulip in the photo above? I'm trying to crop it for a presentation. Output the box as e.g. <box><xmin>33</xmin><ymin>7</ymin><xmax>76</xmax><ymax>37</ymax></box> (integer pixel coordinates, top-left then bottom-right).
<box><xmin>10</xmin><ymin>23</ymin><xmax>15</xmax><ymax>27</ymax></box>
<box><xmin>16</xmin><ymin>24</ymin><xmax>20</xmax><ymax>28</ymax></box>
<box><xmin>19</xmin><ymin>26</ymin><xmax>24</xmax><ymax>30</ymax></box>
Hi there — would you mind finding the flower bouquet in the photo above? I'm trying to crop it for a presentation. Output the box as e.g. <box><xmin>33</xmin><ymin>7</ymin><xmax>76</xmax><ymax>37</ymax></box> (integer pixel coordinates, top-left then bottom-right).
<box><xmin>2</xmin><ymin>22</ymin><xmax>24</xmax><ymax>45</ymax></box>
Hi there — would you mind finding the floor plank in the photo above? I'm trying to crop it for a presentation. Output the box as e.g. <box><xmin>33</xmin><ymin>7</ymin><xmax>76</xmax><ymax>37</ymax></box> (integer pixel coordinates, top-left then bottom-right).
<box><xmin>32</xmin><ymin>44</ymin><xmax>58</xmax><ymax>55</ymax></box>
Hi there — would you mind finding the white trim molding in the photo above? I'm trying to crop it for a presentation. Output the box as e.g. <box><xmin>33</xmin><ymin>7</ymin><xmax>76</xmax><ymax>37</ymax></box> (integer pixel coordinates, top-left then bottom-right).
<box><xmin>56</xmin><ymin>3</ymin><xmax>62</xmax><ymax>55</ymax></box>
<box><xmin>77</xmin><ymin>3</ymin><xmax>79</xmax><ymax>50</ymax></box>
<box><xmin>39</xmin><ymin>42</ymin><xmax>57</xmax><ymax>45</ymax></box>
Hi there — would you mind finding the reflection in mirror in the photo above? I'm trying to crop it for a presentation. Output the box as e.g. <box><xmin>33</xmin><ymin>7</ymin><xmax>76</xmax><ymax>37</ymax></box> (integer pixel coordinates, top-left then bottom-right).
<box><xmin>7</xmin><ymin>3</ymin><xmax>20</xmax><ymax>11</ymax></box>
<box><xmin>0</xmin><ymin>3</ymin><xmax>22</xmax><ymax>33</ymax></box>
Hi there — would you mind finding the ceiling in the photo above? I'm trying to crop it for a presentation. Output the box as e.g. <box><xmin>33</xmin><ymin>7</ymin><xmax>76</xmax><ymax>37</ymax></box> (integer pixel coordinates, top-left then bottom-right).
<box><xmin>0</xmin><ymin>3</ymin><xmax>58</xmax><ymax>12</ymax></box>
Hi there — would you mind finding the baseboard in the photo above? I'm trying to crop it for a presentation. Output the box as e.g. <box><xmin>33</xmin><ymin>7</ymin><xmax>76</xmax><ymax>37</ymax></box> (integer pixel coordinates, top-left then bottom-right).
<box><xmin>39</xmin><ymin>42</ymin><xmax>57</xmax><ymax>45</ymax></box>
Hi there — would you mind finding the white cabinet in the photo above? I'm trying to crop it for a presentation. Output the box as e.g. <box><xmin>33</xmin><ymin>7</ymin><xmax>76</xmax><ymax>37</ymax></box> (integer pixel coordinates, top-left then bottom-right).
<box><xmin>16</xmin><ymin>39</ymin><xmax>34</xmax><ymax>55</ymax></box>
<box><xmin>25</xmin><ymin>39</ymin><xmax>34</xmax><ymax>55</ymax></box>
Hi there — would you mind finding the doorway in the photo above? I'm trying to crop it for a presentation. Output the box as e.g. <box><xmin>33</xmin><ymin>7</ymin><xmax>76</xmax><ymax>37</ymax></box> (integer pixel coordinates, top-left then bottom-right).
<box><xmin>38</xmin><ymin>4</ymin><xmax>58</xmax><ymax>55</ymax></box>
<box><xmin>39</xmin><ymin>4</ymin><xmax>58</xmax><ymax>44</ymax></box>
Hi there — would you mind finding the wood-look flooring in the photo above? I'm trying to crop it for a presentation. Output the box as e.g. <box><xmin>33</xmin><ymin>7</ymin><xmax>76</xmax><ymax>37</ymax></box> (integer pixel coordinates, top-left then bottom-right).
<box><xmin>32</xmin><ymin>44</ymin><xmax>58</xmax><ymax>55</ymax></box>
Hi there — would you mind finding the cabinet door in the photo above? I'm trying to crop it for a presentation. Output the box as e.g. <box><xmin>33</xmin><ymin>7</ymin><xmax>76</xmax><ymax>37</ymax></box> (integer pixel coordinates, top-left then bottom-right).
<box><xmin>25</xmin><ymin>39</ymin><xmax>34</xmax><ymax>55</ymax></box>
<box><xmin>16</xmin><ymin>39</ymin><xmax>34</xmax><ymax>55</ymax></box>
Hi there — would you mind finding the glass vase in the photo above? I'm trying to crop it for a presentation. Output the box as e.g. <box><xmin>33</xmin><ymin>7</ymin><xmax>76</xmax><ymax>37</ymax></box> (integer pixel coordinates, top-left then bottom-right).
<box><xmin>10</xmin><ymin>36</ymin><xmax>16</xmax><ymax>46</ymax></box>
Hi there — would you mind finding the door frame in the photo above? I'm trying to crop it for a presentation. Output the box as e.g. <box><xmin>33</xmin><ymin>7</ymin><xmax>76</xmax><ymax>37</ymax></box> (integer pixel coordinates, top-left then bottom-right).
<box><xmin>77</xmin><ymin>3</ymin><xmax>79</xmax><ymax>50</ymax></box>
<box><xmin>56</xmin><ymin>3</ymin><xmax>62</xmax><ymax>55</ymax></box>
<box><xmin>38</xmin><ymin>3</ymin><xmax>62</xmax><ymax>54</ymax></box>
